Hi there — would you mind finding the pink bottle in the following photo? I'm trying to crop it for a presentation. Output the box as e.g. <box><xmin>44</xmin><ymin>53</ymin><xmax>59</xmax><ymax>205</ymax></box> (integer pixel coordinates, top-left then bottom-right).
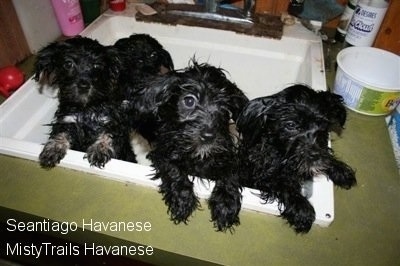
<box><xmin>51</xmin><ymin>0</ymin><xmax>85</xmax><ymax>36</ymax></box>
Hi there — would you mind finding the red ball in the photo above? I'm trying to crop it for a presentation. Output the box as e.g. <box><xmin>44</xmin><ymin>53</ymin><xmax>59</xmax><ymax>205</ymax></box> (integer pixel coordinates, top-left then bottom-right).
<box><xmin>0</xmin><ymin>66</ymin><xmax>24</xmax><ymax>98</ymax></box>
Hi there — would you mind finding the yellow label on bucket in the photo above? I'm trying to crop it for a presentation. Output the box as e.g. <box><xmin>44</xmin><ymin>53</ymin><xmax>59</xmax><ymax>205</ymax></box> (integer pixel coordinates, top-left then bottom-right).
<box><xmin>358</xmin><ymin>87</ymin><xmax>400</xmax><ymax>114</ymax></box>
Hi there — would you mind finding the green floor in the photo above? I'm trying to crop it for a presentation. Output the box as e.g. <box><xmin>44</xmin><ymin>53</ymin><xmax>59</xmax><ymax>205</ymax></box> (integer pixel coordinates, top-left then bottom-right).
<box><xmin>0</xmin><ymin>43</ymin><xmax>399</xmax><ymax>265</ymax></box>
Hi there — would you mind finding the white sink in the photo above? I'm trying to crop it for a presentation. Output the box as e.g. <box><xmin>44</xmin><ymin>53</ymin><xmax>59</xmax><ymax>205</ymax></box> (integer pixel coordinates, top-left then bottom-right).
<box><xmin>0</xmin><ymin>10</ymin><xmax>334</xmax><ymax>227</ymax></box>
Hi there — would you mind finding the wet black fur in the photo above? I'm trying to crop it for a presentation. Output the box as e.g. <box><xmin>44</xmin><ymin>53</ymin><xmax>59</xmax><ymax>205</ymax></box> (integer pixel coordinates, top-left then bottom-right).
<box><xmin>33</xmin><ymin>36</ymin><xmax>135</xmax><ymax>168</ymax></box>
<box><xmin>114</xmin><ymin>33</ymin><xmax>174</xmax><ymax>87</ymax></box>
<box><xmin>84</xmin><ymin>34</ymin><xmax>175</xmax><ymax>168</ymax></box>
<box><xmin>108</xmin><ymin>33</ymin><xmax>176</xmax><ymax>145</ymax></box>
<box><xmin>34</xmin><ymin>36</ymin><xmax>121</xmax><ymax>107</ymax></box>
<box><xmin>130</xmin><ymin>61</ymin><xmax>249</xmax><ymax>231</ymax></box>
<box><xmin>237</xmin><ymin>84</ymin><xmax>357</xmax><ymax>233</ymax></box>
<box><xmin>34</xmin><ymin>34</ymin><xmax>174</xmax><ymax>169</ymax></box>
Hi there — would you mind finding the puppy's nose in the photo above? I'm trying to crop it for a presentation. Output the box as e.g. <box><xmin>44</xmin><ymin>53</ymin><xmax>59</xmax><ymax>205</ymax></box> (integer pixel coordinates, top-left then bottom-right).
<box><xmin>305</xmin><ymin>132</ymin><xmax>316</xmax><ymax>144</ymax></box>
<box><xmin>78</xmin><ymin>80</ymin><xmax>91</xmax><ymax>90</ymax></box>
<box><xmin>200</xmin><ymin>129</ymin><xmax>215</xmax><ymax>142</ymax></box>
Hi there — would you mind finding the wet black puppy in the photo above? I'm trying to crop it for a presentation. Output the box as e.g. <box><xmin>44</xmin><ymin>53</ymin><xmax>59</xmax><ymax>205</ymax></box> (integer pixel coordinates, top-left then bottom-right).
<box><xmin>85</xmin><ymin>34</ymin><xmax>175</xmax><ymax>167</ymax></box>
<box><xmin>114</xmin><ymin>33</ymin><xmax>174</xmax><ymax>81</ymax></box>
<box><xmin>131</xmin><ymin>61</ymin><xmax>249</xmax><ymax>231</ymax></box>
<box><xmin>237</xmin><ymin>84</ymin><xmax>357</xmax><ymax>233</ymax></box>
<box><xmin>34</xmin><ymin>36</ymin><xmax>134</xmax><ymax>168</ymax></box>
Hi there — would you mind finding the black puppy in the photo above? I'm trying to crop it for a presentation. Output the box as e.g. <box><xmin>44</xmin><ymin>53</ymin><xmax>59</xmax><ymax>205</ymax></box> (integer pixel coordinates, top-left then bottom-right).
<box><xmin>114</xmin><ymin>33</ymin><xmax>174</xmax><ymax>81</ymax></box>
<box><xmin>35</xmin><ymin>33</ymin><xmax>175</xmax><ymax>168</ymax></box>
<box><xmin>86</xmin><ymin>34</ymin><xmax>175</xmax><ymax>167</ymax></box>
<box><xmin>237</xmin><ymin>84</ymin><xmax>356</xmax><ymax>233</ymax></box>
<box><xmin>34</xmin><ymin>36</ymin><xmax>135</xmax><ymax>168</ymax></box>
<box><xmin>131</xmin><ymin>61</ymin><xmax>249</xmax><ymax>231</ymax></box>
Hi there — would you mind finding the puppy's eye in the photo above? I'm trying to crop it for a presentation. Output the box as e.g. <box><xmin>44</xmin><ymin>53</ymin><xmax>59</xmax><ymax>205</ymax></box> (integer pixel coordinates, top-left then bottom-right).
<box><xmin>150</xmin><ymin>52</ymin><xmax>157</xmax><ymax>58</ymax></box>
<box><xmin>63</xmin><ymin>60</ymin><xmax>74</xmax><ymax>70</ymax></box>
<box><xmin>284</xmin><ymin>121</ymin><xmax>298</xmax><ymax>131</ymax></box>
<box><xmin>93</xmin><ymin>63</ymin><xmax>103</xmax><ymax>70</ymax></box>
<box><xmin>183</xmin><ymin>95</ymin><xmax>197</xmax><ymax>108</ymax></box>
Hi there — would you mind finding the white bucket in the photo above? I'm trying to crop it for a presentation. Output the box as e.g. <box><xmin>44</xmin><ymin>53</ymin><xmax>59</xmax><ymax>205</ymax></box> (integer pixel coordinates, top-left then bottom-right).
<box><xmin>333</xmin><ymin>47</ymin><xmax>400</xmax><ymax>116</ymax></box>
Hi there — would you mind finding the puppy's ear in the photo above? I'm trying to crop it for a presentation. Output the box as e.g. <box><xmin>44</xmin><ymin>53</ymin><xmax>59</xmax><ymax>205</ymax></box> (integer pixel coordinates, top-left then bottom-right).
<box><xmin>159</xmin><ymin>49</ymin><xmax>174</xmax><ymax>74</ymax></box>
<box><xmin>33</xmin><ymin>41</ymin><xmax>66</xmax><ymax>85</ymax></box>
<box><xmin>105</xmin><ymin>47</ymin><xmax>122</xmax><ymax>85</ymax></box>
<box><xmin>136</xmin><ymin>74</ymin><xmax>179</xmax><ymax>115</ymax></box>
<box><xmin>318</xmin><ymin>91</ymin><xmax>347</xmax><ymax>132</ymax></box>
<box><xmin>228</xmin><ymin>88</ymin><xmax>249</xmax><ymax>122</ymax></box>
<box><xmin>214</xmin><ymin>71</ymin><xmax>248</xmax><ymax>121</ymax></box>
<box><xmin>237</xmin><ymin>96</ymin><xmax>277</xmax><ymax>145</ymax></box>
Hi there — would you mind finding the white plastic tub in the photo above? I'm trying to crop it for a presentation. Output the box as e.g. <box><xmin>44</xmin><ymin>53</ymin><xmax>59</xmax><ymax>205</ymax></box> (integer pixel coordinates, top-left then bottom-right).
<box><xmin>334</xmin><ymin>47</ymin><xmax>400</xmax><ymax>116</ymax></box>
<box><xmin>0</xmin><ymin>12</ymin><xmax>334</xmax><ymax>227</ymax></box>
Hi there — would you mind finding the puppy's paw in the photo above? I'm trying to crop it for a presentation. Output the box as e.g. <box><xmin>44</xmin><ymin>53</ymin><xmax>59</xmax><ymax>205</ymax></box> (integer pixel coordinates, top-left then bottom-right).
<box><xmin>85</xmin><ymin>133</ymin><xmax>115</xmax><ymax>168</ymax></box>
<box><xmin>328</xmin><ymin>160</ymin><xmax>357</xmax><ymax>190</ymax></box>
<box><xmin>160</xmin><ymin>179</ymin><xmax>200</xmax><ymax>224</ymax></box>
<box><xmin>208</xmin><ymin>186</ymin><xmax>241</xmax><ymax>232</ymax></box>
<box><xmin>281</xmin><ymin>196</ymin><xmax>315</xmax><ymax>234</ymax></box>
<box><xmin>39</xmin><ymin>134</ymin><xmax>70</xmax><ymax>169</ymax></box>
<box><xmin>167</xmin><ymin>191</ymin><xmax>200</xmax><ymax>224</ymax></box>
